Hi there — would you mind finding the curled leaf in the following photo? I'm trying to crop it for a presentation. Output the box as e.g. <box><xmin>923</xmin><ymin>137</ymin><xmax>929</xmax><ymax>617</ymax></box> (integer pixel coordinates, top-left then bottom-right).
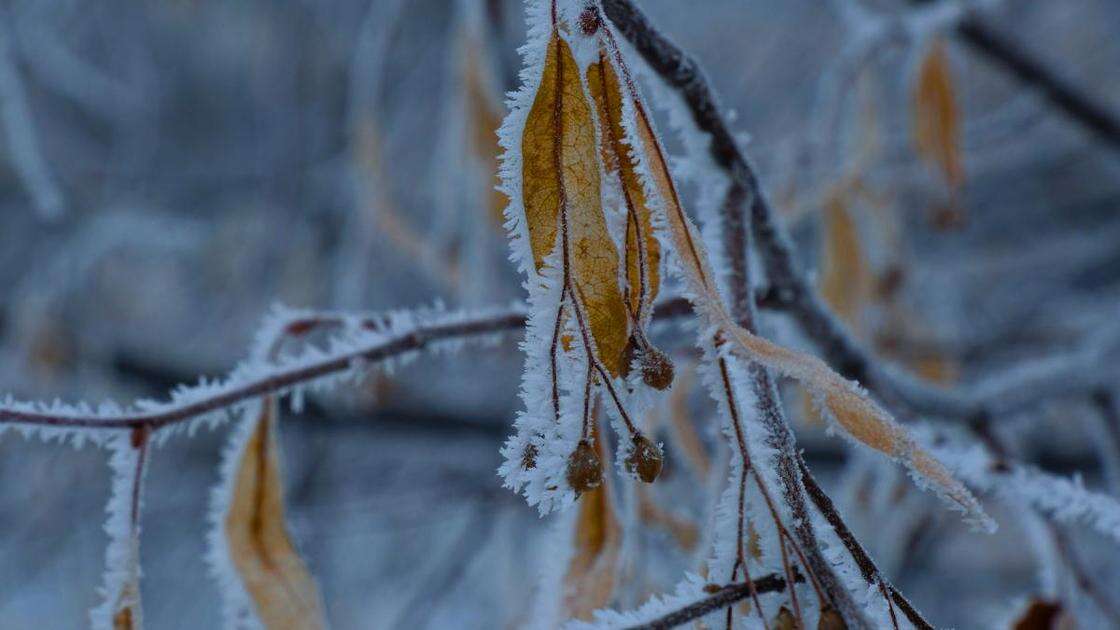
<box><xmin>587</xmin><ymin>53</ymin><xmax>661</xmax><ymax>321</ymax></box>
<box><xmin>225</xmin><ymin>398</ymin><xmax>325</xmax><ymax>630</ymax></box>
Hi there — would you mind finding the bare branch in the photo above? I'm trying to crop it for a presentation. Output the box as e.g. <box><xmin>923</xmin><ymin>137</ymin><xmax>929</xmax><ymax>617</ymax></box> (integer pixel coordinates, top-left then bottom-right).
<box><xmin>622</xmin><ymin>573</ymin><xmax>801</xmax><ymax>630</ymax></box>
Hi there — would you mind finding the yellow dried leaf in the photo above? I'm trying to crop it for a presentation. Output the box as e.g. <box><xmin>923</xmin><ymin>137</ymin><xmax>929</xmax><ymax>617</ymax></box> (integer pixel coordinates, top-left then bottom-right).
<box><xmin>587</xmin><ymin>54</ymin><xmax>661</xmax><ymax>319</ymax></box>
<box><xmin>625</xmin><ymin>73</ymin><xmax>989</xmax><ymax>527</ymax></box>
<box><xmin>226</xmin><ymin>399</ymin><xmax>325</xmax><ymax>630</ymax></box>
<box><xmin>914</xmin><ymin>39</ymin><xmax>963</xmax><ymax>190</ymax></box>
<box><xmin>522</xmin><ymin>32</ymin><xmax>629</xmax><ymax>375</ymax></box>
<box><xmin>564</xmin><ymin>429</ymin><xmax>621</xmax><ymax>619</ymax></box>
<box><xmin>820</xmin><ymin>191</ymin><xmax>871</xmax><ymax>330</ymax></box>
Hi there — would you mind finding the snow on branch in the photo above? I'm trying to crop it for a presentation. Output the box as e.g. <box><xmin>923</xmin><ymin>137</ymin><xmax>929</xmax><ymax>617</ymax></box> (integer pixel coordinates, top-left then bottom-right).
<box><xmin>0</xmin><ymin>304</ymin><xmax>529</xmax><ymax>440</ymax></box>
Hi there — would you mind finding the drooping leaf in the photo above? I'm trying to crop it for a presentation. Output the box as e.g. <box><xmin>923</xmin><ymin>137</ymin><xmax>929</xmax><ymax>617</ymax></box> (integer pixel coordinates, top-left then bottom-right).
<box><xmin>522</xmin><ymin>31</ymin><xmax>629</xmax><ymax>375</ymax></box>
<box><xmin>225</xmin><ymin>398</ymin><xmax>325</xmax><ymax>630</ymax></box>
<box><xmin>914</xmin><ymin>38</ymin><xmax>963</xmax><ymax>190</ymax></box>
<box><xmin>820</xmin><ymin>190</ymin><xmax>871</xmax><ymax>330</ymax></box>
<box><xmin>587</xmin><ymin>53</ymin><xmax>661</xmax><ymax>321</ymax></box>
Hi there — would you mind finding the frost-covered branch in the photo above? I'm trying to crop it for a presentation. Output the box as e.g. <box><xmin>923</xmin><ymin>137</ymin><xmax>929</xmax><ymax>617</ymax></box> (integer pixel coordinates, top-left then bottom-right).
<box><xmin>0</xmin><ymin>306</ymin><xmax>528</xmax><ymax>434</ymax></box>
<box><xmin>622</xmin><ymin>573</ymin><xmax>800</xmax><ymax>630</ymax></box>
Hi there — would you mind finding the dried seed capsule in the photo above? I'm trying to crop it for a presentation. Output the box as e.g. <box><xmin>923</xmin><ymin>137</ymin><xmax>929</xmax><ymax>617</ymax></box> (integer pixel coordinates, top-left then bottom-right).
<box><xmin>624</xmin><ymin>433</ymin><xmax>663</xmax><ymax>483</ymax></box>
<box><xmin>577</xmin><ymin>7</ymin><xmax>600</xmax><ymax>36</ymax></box>
<box><xmin>566</xmin><ymin>440</ymin><xmax>602</xmax><ymax>493</ymax></box>
<box><xmin>817</xmin><ymin>607</ymin><xmax>847</xmax><ymax>629</ymax></box>
<box><xmin>773</xmin><ymin>607</ymin><xmax>797</xmax><ymax>630</ymax></box>
<box><xmin>521</xmin><ymin>443</ymin><xmax>538</xmax><ymax>470</ymax></box>
<box><xmin>640</xmin><ymin>345</ymin><xmax>675</xmax><ymax>391</ymax></box>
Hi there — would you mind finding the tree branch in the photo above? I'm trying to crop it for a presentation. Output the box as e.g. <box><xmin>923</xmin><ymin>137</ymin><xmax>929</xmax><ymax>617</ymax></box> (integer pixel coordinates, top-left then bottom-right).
<box><xmin>622</xmin><ymin>573</ymin><xmax>801</xmax><ymax>630</ymax></box>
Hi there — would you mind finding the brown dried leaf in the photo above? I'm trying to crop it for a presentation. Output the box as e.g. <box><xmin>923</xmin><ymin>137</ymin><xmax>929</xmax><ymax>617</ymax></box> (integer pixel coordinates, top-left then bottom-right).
<box><xmin>226</xmin><ymin>398</ymin><xmax>325</xmax><ymax>630</ymax></box>
<box><xmin>914</xmin><ymin>38</ymin><xmax>964</xmax><ymax>190</ymax></box>
<box><xmin>522</xmin><ymin>31</ymin><xmax>629</xmax><ymax>375</ymax></box>
<box><xmin>587</xmin><ymin>54</ymin><xmax>661</xmax><ymax>319</ymax></box>
<box><xmin>564</xmin><ymin>429</ymin><xmax>621</xmax><ymax>619</ymax></box>
<box><xmin>820</xmin><ymin>191</ymin><xmax>872</xmax><ymax>330</ymax></box>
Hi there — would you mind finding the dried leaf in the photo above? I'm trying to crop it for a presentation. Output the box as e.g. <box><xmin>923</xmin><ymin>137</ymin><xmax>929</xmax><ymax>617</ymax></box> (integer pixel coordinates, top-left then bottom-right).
<box><xmin>522</xmin><ymin>31</ymin><xmax>629</xmax><ymax>375</ymax></box>
<box><xmin>564</xmin><ymin>428</ymin><xmax>621</xmax><ymax>619</ymax></box>
<box><xmin>820</xmin><ymin>191</ymin><xmax>872</xmax><ymax>330</ymax></box>
<box><xmin>914</xmin><ymin>38</ymin><xmax>963</xmax><ymax>190</ymax></box>
<box><xmin>226</xmin><ymin>398</ymin><xmax>325</xmax><ymax>630</ymax></box>
<box><xmin>587</xmin><ymin>53</ymin><xmax>661</xmax><ymax>320</ymax></box>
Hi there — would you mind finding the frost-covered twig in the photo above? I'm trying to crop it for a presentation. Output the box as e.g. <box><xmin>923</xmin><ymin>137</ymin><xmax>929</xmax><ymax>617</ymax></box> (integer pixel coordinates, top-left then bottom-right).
<box><xmin>0</xmin><ymin>298</ymin><xmax>716</xmax><ymax>436</ymax></box>
<box><xmin>797</xmin><ymin>457</ymin><xmax>932</xmax><ymax>630</ymax></box>
<box><xmin>621</xmin><ymin>573</ymin><xmax>800</xmax><ymax>630</ymax></box>
<box><xmin>0</xmin><ymin>306</ymin><xmax>528</xmax><ymax>433</ymax></box>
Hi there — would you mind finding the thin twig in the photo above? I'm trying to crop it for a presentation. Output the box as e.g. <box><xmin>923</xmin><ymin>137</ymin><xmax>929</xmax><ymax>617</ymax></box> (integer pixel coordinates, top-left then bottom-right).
<box><xmin>623</xmin><ymin>573</ymin><xmax>802</xmax><ymax>630</ymax></box>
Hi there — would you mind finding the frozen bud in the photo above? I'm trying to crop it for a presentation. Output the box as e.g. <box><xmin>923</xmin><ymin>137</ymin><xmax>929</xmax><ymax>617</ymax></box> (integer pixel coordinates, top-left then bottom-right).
<box><xmin>817</xmin><ymin>608</ymin><xmax>846</xmax><ymax>629</ymax></box>
<box><xmin>566</xmin><ymin>440</ymin><xmax>602</xmax><ymax>493</ymax></box>
<box><xmin>624</xmin><ymin>433</ymin><xmax>663</xmax><ymax>483</ymax></box>
<box><xmin>640</xmin><ymin>345</ymin><xmax>675</xmax><ymax>391</ymax></box>
<box><xmin>577</xmin><ymin>7</ymin><xmax>600</xmax><ymax>36</ymax></box>
<box><xmin>521</xmin><ymin>443</ymin><xmax>538</xmax><ymax>470</ymax></box>
<box><xmin>773</xmin><ymin>607</ymin><xmax>797</xmax><ymax>630</ymax></box>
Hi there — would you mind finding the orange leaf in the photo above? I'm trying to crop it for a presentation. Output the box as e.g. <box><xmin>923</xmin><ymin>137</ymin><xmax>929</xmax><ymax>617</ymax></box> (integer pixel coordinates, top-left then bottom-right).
<box><xmin>225</xmin><ymin>398</ymin><xmax>326</xmax><ymax>630</ymax></box>
<box><xmin>522</xmin><ymin>31</ymin><xmax>629</xmax><ymax>375</ymax></box>
<box><xmin>914</xmin><ymin>38</ymin><xmax>964</xmax><ymax>190</ymax></box>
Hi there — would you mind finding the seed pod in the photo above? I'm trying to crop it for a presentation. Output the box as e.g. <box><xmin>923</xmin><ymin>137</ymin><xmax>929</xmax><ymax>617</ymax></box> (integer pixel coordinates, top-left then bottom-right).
<box><xmin>640</xmin><ymin>345</ymin><xmax>675</xmax><ymax>391</ymax></box>
<box><xmin>624</xmin><ymin>433</ymin><xmax>663</xmax><ymax>483</ymax></box>
<box><xmin>566</xmin><ymin>439</ymin><xmax>603</xmax><ymax>493</ymax></box>
<box><xmin>577</xmin><ymin>7</ymin><xmax>600</xmax><ymax>36</ymax></box>
<box><xmin>773</xmin><ymin>607</ymin><xmax>797</xmax><ymax>630</ymax></box>
<box><xmin>818</xmin><ymin>607</ymin><xmax>847</xmax><ymax>630</ymax></box>
<box><xmin>521</xmin><ymin>443</ymin><xmax>538</xmax><ymax>470</ymax></box>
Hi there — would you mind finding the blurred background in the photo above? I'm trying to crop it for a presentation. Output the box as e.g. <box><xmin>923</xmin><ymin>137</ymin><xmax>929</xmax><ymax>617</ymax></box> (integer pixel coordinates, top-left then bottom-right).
<box><xmin>0</xmin><ymin>0</ymin><xmax>1118</xmax><ymax>627</ymax></box>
